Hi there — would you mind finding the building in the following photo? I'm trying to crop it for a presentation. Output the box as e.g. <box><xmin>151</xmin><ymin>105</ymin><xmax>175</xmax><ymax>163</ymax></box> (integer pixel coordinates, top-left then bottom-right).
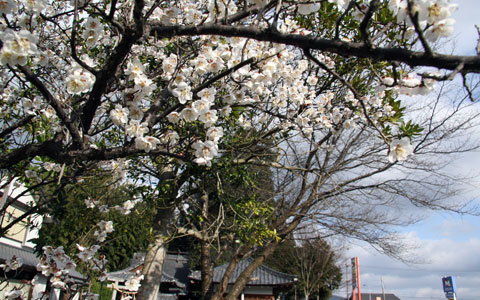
<box><xmin>0</xmin><ymin>179</ymin><xmax>51</xmax><ymax>299</ymax></box>
<box><xmin>107</xmin><ymin>252</ymin><xmax>191</xmax><ymax>300</ymax></box>
<box><xmin>189</xmin><ymin>257</ymin><xmax>298</xmax><ymax>300</ymax></box>
<box><xmin>0</xmin><ymin>180</ymin><xmax>84</xmax><ymax>299</ymax></box>
<box><xmin>107</xmin><ymin>254</ymin><xmax>298</xmax><ymax>300</ymax></box>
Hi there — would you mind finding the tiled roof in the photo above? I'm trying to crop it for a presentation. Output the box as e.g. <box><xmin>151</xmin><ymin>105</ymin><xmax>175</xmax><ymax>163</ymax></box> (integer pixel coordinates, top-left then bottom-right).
<box><xmin>0</xmin><ymin>243</ymin><xmax>39</xmax><ymax>268</ymax></box>
<box><xmin>190</xmin><ymin>257</ymin><xmax>297</xmax><ymax>286</ymax></box>
<box><xmin>0</xmin><ymin>243</ymin><xmax>85</xmax><ymax>279</ymax></box>
<box><xmin>106</xmin><ymin>253</ymin><xmax>190</xmax><ymax>289</ymax></box>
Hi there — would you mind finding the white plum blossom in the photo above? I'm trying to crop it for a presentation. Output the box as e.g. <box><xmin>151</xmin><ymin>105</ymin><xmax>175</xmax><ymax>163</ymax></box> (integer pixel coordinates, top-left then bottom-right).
<box><xmin>238</xmin><ymin>114</ymin><xmax>252</xmax><ymax>129</ymax></box>
<box><xmin>84</xmin><ymin>197</ymin><xmax>98</xmax><ymax>208</ymax></box>
<box><xmin>388</xmin><ymin>137</ymin><xmax>414</xmax><ymax>163</ymax></box>
<box><xmin>77</xmin><ymin>244</ymin><xmax>101</xmax><ymax>262</ymax></box>
<box><xmin>424</xmin><ymin>18</ymin><xmax>455</xmax><ymax>42</ymax></box>
<box><xmin>0</xmin><ymin>1</ymin><xmax>473</xmax><ymax>295</ymax></box>
<box><xmin>180</xmin><ymin>106</ymin><xmax>199</xmax><ymax>122</ymax></box>
<box><xmin>192</xmin><ymin>140</ymin><xmax>218</xmax><ymax>166</ymax></box>
<box><xmin>160</xmin><ymin>130</ymin><xmax>180</xmax><ymax>147</ymax></box>
<box><xmin>114</xmin><ymin>199</ymin><xmax>138</xmax><ymax>215</ymax></box>
<box><xmin>135</xmin><ymin>136</ymin><xmax>160</xmax><ymax>152</ymax></box>
<box><xmin>133</xmin><ymin>74</ymin><xmax>156</xmax><ymax>98</ymax></box>
<box><xmin>128</xmin><ymin>104</ymin><xmax>144</xmax><ymax>120</ymax></box>
<box><xmin>167</xmin><ymin>111</ymin><xmax>181</xmax><ymax>124</ymax></box>
<box><xmin>162</xmin><ymin>54</ymin><xmax>177</xmax><ymax>74</ymax></box>
<box><xmin>66</xmin><ymin>65</ymin><xmax>95</xmax><ymax>95</ymax></box>
<box><xmin>37</xmin><ymin>246</ymin><xmax>77</xmax><ymax>289</ymax></box>
<box><xmin>423</xmin><ymin>0</ymin><xmax>458</xmax><ymax>23</ymax></box>
<box><xmin>206</xmin><ymin>126</ymin><xmax>223</xmax><ymax>142</ymax></box>
<box><xmin>307</xmin><ymin>75</ymin><xmax>318</xmax><ymax>86</ymax></box>
<box><xmin>0</xmin><ymin>256</ymin><xmax>23</xmax><ymax>272</ymax></box>
<box><xmin>126</xmin><ymin>58</ymin><xmax>146</xmax><ymax>80</ymax></box>
<box><xmin>344</xmin><ymin>118</ymin><xmax>357</xmax><ymax>129</ymax></box>
<box><xmin>220</xmin><ymin>105</ymin><xmax>232</xmax><ymax>117</ymax></box>
<box><xmin>193</xmin><ymin>99</ymin><xmax>213</xmax><ymax>113</ymax></box>
<box><xmin>125</xmin><ymin>271</ymin><xmax>144</xmax><ymax>291</ymax></box>
<box><xmin>172</xmin><ymin>82</ymin><xmax>193</xmax><ymax>104</ymax></box>
<box><xmin>0</xmin><ymin>29</ymin><xmax>39</xmax><ymax>66</ymax></box>
<box><xmin>126</xmin><ymin>120</ymin><xmax>149</xmax><ymax>138</ymax></box>
<box><xmin>199</xmin><ymin>110</ymin><xmax>218</xmax><ymax>127</ymax></box>
<box><xmin>185</xmin><ymin>7</ymin><xmax>203</xmax><ymax>25</ymax></box>
<box><xmin>197</xmin><ymin>87</ymin><xmax>216</xmax><ymax>102</ymax></box>
<box><xmin>110</xmin><ymin>105</ymin><xmax>129</xmax><ymax>126</ymax></box>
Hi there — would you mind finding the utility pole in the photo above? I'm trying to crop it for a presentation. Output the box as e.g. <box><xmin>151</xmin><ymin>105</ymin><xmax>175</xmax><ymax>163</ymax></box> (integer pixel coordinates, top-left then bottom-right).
<box><xmin>346</xmin><ymin>264</ymin><xmax>349</xmax><ymax>300</ymax></box>
<box><xmin>381</xmin><ymin>277</ymin><xmax>386</xmax><ymax>300</ymax></box>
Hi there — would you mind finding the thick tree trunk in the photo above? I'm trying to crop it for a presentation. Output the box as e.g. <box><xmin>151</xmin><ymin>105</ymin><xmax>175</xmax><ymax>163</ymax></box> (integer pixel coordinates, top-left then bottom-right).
<box><xmin>199</xmin><ymin>191</ymin><xmax>214</xmax><ymax>299</ymax></box>
<box><xmin>200</xmin><ymin>240</ymin><xmax>214</xmax><ymax>299</ymax></box>
<box><xmin>224</xmin><ymin>242</ymin><xmax>279</xmax><ymax>300</ymax></box>
<box><xmin>137</xmin><ymin>199</ymin><xmax>175</xmax><ymax>300</ymax></box>
<box><xmin>222</xmin><ymin>211</ymin><xmax>307</xmax><ymax>300</ymax></box>
<box><xmin>210</xmin><ymin>246</ymin><xmax>249</xmax><ymax>300</ymax></box>
<box><xmin>137</xmin><ymin>236</ymin><xmax>167</xmax><ymax>300</ymax></box>
<box><xmin>137</xmin><ymin>169</ymin><xmax>179</xmax><ymax>300</ymax></box>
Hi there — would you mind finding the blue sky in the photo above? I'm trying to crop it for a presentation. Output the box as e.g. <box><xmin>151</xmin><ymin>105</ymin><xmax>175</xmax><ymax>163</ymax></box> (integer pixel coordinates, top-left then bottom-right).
<box><xmin>336</xmin><ymin>2</ymin><xmax>480</xmax><ymax>300</ymax></box>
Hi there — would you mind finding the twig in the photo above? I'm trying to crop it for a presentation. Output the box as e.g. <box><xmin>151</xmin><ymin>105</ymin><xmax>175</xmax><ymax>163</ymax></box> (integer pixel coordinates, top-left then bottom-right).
<box><xmin>407</xmin><ymin>0</ymin><xmax>433</xmax><ymax>57</ymax></box>
<box><xmin>303</xmin><ymin>48</ymin><xmax>389</xmax><ymax>144</ymax></box>
<box><xmin>358</xmin><ymin>0</ymin><xmax>380</xmax><ymax>48</ymax></box>
<box><xmin>71</xmin><ymin>0</ymin><xmax>98</xmax><ymax>75</ymax></box>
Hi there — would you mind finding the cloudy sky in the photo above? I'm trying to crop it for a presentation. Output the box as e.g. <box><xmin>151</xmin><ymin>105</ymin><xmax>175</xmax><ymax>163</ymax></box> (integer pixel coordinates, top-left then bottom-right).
<box><xmin>334</xmin><ymin>2</ymin><xmax>480</xmax><ymax>300</ymax></box>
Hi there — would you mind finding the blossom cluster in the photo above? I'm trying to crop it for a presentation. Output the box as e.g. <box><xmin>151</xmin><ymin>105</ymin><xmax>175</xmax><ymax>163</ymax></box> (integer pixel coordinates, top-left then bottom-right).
<box><xmin>66</xmin><ymin>64</ymin><xmax>95</xmax><ymax>95</ymax></box>
<box><xmin>74</xmin><ymin>219</ymin><xmax>116</xmax><ymax>282</ymax></box>
<box><xmin>125</xmin><ymin>270</ymin><xmax>144</xmax><ymax>291</ymax></box>
<box><xmin>0</xmin><ymin>29</ymin><xmax>39</xmax><ymax>66</ymax></box>
<box><xmin>84</xmin><ymin>195</ymin><xmax>143</xmax><ymax>215</ymax></box>
<box><xmin>389</xmin><ymin>0</ymin><xmax>458</xmax><ymax>41</ymax></box>
<box><xmin>83</xmin><ymin>17</ymin><xmax>104</xmax><ymax>48</ymax></box>
<box><xmin>76</xmin><ymin>243</ymin><xmax>108</xmax><ymax>281</ymax></box>
<box><xmin>36</xmin><ymin>246</ymin><xmax>77</xmax><ymax>290</ymax></box>
<box><xmin>0</xmin><ymin>0</ymin><xmax>455</xmax><ymax>171</ymax></box>
<box><xmin>0</xmin><ymin>255</ymin><xmax>23</xmax><ymax>272</ymax></box>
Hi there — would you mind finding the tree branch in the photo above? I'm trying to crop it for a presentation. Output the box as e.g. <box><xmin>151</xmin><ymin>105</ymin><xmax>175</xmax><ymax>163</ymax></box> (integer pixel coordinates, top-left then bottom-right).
<box><xmin>17</xmin><ymin>65</ymin><xmax>84</xmax><ymax>148</ymax></box>
<box><xmin>149</xmin><ymin>23</ymin><xmax>480</xmax><ymax>73</ymax></box>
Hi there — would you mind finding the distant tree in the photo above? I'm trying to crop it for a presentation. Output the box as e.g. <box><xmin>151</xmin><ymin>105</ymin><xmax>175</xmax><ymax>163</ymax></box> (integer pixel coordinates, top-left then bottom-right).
<box><xmin>265</xmin><ymin>236</ymin><xmax>342</xmax><ymax>300</ymax></box>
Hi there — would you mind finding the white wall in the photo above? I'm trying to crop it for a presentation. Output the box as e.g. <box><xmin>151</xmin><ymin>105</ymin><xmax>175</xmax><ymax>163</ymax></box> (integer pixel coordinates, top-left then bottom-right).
<box><xmin>0</xmin><ymin>179</ymin><xmax>44</xmax><ymax>248</ymax></box>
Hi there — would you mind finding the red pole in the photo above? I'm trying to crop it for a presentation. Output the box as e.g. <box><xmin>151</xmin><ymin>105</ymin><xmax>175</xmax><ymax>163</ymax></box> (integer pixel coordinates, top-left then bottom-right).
<box><xmin>355</xmin><ymin>256</ymin><xmax>362</xmax><ymax>300</ymax></box>
<box><xmin>356</xmin><ymin>257</ymin><xmax>362</xmax><ymax>300</ymax></box>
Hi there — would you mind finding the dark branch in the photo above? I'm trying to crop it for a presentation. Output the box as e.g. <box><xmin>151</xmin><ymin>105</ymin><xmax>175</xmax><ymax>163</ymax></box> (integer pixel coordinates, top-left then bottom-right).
<box><xmin>149</xmin><ymin>24</ymin><xmax>480</xmax><ymax>73</ymax></box>
<box><xmin>81</xmin><ymin>0</ymin><xmax>146</xmax><ymax>134</ymax></box>
<box><xmin>17</xmin><ymin>65</ymin><xmax>84</xmax><ymax>148</ymax></box>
